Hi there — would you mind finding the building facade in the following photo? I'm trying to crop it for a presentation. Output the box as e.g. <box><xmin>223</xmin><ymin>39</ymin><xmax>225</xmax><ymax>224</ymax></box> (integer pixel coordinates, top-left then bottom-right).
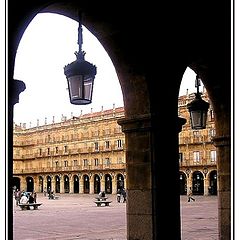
<box><xmin>13</xmin><ymin>92</ymin><xmax>217</xmax><ymax>196</ymax></box>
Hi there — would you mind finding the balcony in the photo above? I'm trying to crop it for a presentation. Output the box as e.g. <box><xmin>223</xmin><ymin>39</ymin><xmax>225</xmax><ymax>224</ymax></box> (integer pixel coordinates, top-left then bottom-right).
<box><xmin>13</xmin><ymin>163</ymin><xmax>126</xmax><ymax>175</ymax></box>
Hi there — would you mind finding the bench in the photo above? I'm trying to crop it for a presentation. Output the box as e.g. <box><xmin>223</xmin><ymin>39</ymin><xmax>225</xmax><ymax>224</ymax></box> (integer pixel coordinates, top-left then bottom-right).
<box><xmin>19</xmin><ymin>203</ymin><xmax>42</xmax><ymax>210</ymax></box>
<box><xmin>48</xmin><ymin>195</ymin><xmax>60</xmax><ymax>200</ymax></box>
<box><xmin>95</xmin><ymin>196</ymin><xmax>108</xmax><ymax>201</ymax></box>
<box><xmin>94</xmin><ymin>200</ymin><xmax>112</xmax><ymax>207</ymax></box>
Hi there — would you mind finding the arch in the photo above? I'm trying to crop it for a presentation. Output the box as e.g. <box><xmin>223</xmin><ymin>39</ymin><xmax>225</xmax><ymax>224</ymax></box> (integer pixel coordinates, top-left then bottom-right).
<box><xmin>179</xmin><ymin>171</ymin><xmax>187</xmax><ymax>195</ymax></box>
<box><xmin>47</xmin><ymin>175</ymin><xmax>52</xmax><ymax>193</ymax></box>
<box><xmin>116</xmin><ymin>173</ymin><xmax>124</xmax><ymax>190</ymax></box>
<box><xmin>39</xmin><ymin>176</ymin><xmax>43</xmax><ymax>193</ymax></box>
<box><xmin>26</xmin><ymin>176</ymin><xmax>34</xmax><ymax>192</ymax></box>
<box><xmin>209</xmin><ymin>170</ymin><xmax>217</xmax><ymax>195</ymax></box>
<box><xmin>105</xmin><ymin>174</ymin><xmax>112</xmax><ymax>194</ymax></box>
<box><xmin>73</xmin><ymin>175</ymin><xmax>79</xmax><ymax>193</ymax></box>
<box><xmin>55</xmin><ymin>175</ymin><xmax>61</xmax><ymax>193</ymax></box>
<box><xmin>94</xmin><ymin>174</ymin><xmax>100</xmax><ymax>194</ymax></box>
<box><xmin>192</xmin><ymin>171</ymin><xmax>204</xmax><ymax>195</ymax></box>
<box><xmin>13</xmin><ymin>177</ymin><xmax>21</xmax><ymax>191</ymax></box>
<box><xmin>83</xmin><ymin>174</ymin><xmax>90</xmax><ymax>193</ymax></box>
<box><xmin>8</xmin><ymin>2</ymin><xmax>231</xmax><ymax>240</ymax></box>
<box><xmin>64</xmin><ymin>175</ymin><xmax>70</xmax><ymax>193</ymax></box>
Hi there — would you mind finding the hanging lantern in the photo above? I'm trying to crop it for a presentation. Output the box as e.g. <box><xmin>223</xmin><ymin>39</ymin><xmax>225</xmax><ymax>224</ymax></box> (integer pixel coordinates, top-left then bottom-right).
<box><xmin>64</xmin><ymin>11</ymin><xmax>97</xmax><ymax>105</ymax></box>
<box><xmin>187</xmin><ymin>74</ymin><xmax>209</xmax><ymax>129</ymax></box>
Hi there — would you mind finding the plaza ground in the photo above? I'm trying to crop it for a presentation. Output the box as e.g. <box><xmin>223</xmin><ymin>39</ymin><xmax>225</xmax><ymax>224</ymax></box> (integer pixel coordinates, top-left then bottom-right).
<box><xmin>12</xmin><ymin>194</ymin><xmax>218</xmax><ymax>240</ymax></box>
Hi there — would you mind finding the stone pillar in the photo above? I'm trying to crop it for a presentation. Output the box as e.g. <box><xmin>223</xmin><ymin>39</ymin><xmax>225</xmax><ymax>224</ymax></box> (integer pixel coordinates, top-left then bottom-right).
<box><xmin>52</xmin><ymin>178</ymin><xmax>56</xmax><ymax>193</ymax></box>
<box><xmin>100</xmin><ymin>177</ymin><xmax>105</xmax><ymax>193</ymax></box>
<box><xmin>69</xmin><ymin>176</ymin><xmax>74</xmax><ymax>193</ymax></box>
<box><xmin>80</xmin><ymin>177</ymin><xmax>84</xmax><ymax>194</ymax></box>
<box><xmin>204</xmin><ymin>173</ymin><xmax>210</xmax><ymax>196</ymax></box>
<box><xmin>43</xmin><ymin>176</ymin><xmax>47</xmax><ymax>193</ymax></box>
<box><xmin>213</xmin><ymin>135</ymin><xmax>231</xmax><ymax>240</ymax></box>
<box><xmin>112</xmin><ymin>176</ymin><xmax>117</xmax><ymax>194</ymax></box>
<box><xmin>9</xmin><ymin>79</ymin><xmax>26</xmax><ymax>240</ymax></box>
<box><xmin>89</xmin><ymin>176</ymin><xmax>94</xmax><ymax>194</ymax></box>
<box><xmin>60</xmin><ymin>178</ymin><xmax>64</xmax><ymax>193</ymax></box>
<box><xmin>118</xmin><ymin>115</ymin><xmax>153</xmax><ymax>240</ymax></box>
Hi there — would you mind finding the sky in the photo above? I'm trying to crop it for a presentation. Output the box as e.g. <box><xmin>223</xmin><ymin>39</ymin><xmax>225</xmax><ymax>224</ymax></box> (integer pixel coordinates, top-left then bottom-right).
<box><xmin>13</xmin><ymin>13</ymin><xmax>200</xmax><ymax>128</ymax></box>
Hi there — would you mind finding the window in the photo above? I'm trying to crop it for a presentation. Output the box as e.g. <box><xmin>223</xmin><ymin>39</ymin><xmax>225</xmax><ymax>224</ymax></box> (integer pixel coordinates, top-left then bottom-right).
<box><xmin>105</xmin><ymin>158</ymin><xmax>110</xmax><ymax>166</ymax></box>
<box><xmin>193</xmin><ymin>151</ymin><xmax>200</xmax><ymax>163</ymax></box>
<box><xmin>193</xmin><ymin>131</ymin><xmax>199</xmax><ymax>137</ymax></box>
<box><xmin>55</xmin><ymin>161</ymin><xmax>58</xmax><ymax>167</ymax></box>
<box><xmin>83</xmin><ymin>159</ymin><xmax>88</xmax><ymax>167</ymax></box>
<box><xmin>47</xmin><ymin>148</ymin><xmax>50</xmax><ymax>155</ymax></box>
<box><xmin>73</xmin><ymin>160</ymin><xmax>78</xmax><ymax>166</ymax></box>
<box><xmin>210</xmin><ymin>109</ymin><xmax>214</xmax><ymax>121</ymax></box>
<box><xmin>94</xmin><ymin>142</ymin><xmax>99</xmax><ymax>151</ymax></box>
<box><xmin>117</xmin><ymin>139</ymin><xmax>122</xmax><ymax>148</ymax></box>
<box><xmin>210</xmin><ymin>150</ymin><xmax>217</xmax><ymax>162</ymax></box>
<box><xmin>94</xmin><ymin>158</ymin><xmax>99</xmax><ymax>166</ymax></box>
<box><xmin>105</xmin><ymin>141</ymin><xmax>110</xmax><ymax>149</ymax></box>
<box><xmin>39</xmin><ymin>148</ymin><xmax>42</xmax><ymax>156</ymax></box>
<box><xmin>55</xmin><ymin>147</ymin><xmax>58</xmax><ymax>153</ymax></box>
<box><xmin>117</xmin><ymin>157</ymin><xmax>123</xmax><ymax>164</ymax></box>
<box><xmin>64</xmin><ymin>160</ymin><xmax>68</xmax><ymax>167</ymax></box>
<box><xmin>209</xmin><ymin>129</ymin><xmax>216</xmax><ymax>137</ymax></box>
<box><xmin>64</xmin><ymin>145</ymin><xmax>68</xmax><ymax>153</ymax></box>
<box><xmin>179</xmin><ymin>153</ymin><xmax>183</xmax><ymax>163</ymax></box>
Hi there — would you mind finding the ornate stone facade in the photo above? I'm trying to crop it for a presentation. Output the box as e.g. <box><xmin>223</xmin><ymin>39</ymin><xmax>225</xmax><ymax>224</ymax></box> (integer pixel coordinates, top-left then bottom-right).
<box><xmin>13</xmin><ymin>92</ymin><xmax>217</xmax><ymax>196</ymax></box>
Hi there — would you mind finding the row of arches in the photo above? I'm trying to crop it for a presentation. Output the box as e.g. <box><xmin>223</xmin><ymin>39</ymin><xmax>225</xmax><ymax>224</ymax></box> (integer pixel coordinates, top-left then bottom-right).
<box><xmin>13</xmin><ymin>170</ymin><xmax>217</xmax><ymax>196</ymax></box>
<box><xmin>13</xmin><ymin>173</ymin><xmax>125</xmax><ymax>195</ymax></box>
<box><xmin>180</xmin><ymin>170</ymin><xmax>217</xmax><ymax>195</ymax></box>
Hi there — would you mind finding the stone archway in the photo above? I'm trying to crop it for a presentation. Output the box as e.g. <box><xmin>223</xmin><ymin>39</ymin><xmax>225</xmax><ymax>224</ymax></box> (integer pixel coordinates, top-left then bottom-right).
<box><xmin>8</xmin><ymin>2</ymin><xmax>231</xmax><ymax>240</ymax></box>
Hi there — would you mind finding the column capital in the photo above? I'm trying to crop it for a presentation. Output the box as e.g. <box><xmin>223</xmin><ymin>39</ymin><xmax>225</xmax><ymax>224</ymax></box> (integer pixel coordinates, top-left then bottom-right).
<box><xmin>10</xmin><ymin>79</ymin><xmax>26</xmax><ymax>106</ymax></box>
<box><xmin>117</xmin><ymin>114</ymin><xmax>151</xmax><ymax>133</ymax></box>
<box><xmin>212</xmin><ymin>135</ymin><xmax>230</xmax><ymax>147</ymax></box>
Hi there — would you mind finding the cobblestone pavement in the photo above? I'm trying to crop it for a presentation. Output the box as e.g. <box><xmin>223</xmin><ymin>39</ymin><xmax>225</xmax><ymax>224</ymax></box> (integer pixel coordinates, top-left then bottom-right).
<box><xmin>12</xmin><ymin>194</ymin><xmax>218</xmax><ymax>240</ymax></box>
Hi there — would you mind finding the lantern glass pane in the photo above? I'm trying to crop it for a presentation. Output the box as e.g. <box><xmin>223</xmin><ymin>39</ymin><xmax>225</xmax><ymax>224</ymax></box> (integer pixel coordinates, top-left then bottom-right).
<box><xmin>84</xmin><ymin>77</ymin><xmax>93</xmax><ymax>101</ymax></box>
<box><xmin>68</xmin><ymin>75</ymin><xmax>83</xmax><ymax>101</ymax></box>
<box><xmin>190</xmin><ymin>110</ymin><xmax>207</xmax><ymax>129</ymax></box>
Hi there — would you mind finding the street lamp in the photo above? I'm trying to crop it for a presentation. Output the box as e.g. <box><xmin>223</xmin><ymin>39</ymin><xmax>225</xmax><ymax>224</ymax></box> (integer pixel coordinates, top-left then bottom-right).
<box><xmin>187</xmin><ymin>74</ymin><xmax>209</xmax><ymax>129</ymax></box>
<box><xmin>64</xmin><ymin>11</ymin><xmax>97</xmax><ymax>105</ymax></box>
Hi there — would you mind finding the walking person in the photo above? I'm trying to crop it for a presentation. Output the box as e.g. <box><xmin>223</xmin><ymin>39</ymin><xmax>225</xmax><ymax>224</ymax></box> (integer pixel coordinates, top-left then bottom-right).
<box><xmin>187</xmin><ymin>187</ymin><xmax>195</xmax><ymax>202</ymax></box>
<box><xmin>116</xmin><ymin>189</ymin><xmax>121</xmax><ymax>203</ymax></box>
<box><xmin>122</xmin><ymin>188</ymin><xmax>127</xmax><ymax>203</ymax></box>
<box><xmin>33</xmin><ymin>191</ymin><xmax>37</xmax><ymax>203</ymax></box>
<box><xmin>14</xmin><ymin>189</ymin><xmax>21</xmax><ymax>206</ymax></box>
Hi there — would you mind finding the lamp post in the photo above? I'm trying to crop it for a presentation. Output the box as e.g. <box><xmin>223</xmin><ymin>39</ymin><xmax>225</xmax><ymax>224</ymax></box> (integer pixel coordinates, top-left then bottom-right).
<box><xmin>187</xmin><ymin>74</ymin><xmax>209</xmax><ymax>129</ymax></box>
<box><xmin>64</xmin><ymin>11</ymin><xmax>97</xmax><ymax>105</ymax></box>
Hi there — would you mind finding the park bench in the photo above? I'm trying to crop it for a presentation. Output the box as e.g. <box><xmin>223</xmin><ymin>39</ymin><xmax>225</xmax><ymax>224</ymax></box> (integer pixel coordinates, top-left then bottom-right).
<box><xmin>18</xmin><ymin>203</ymin><xmax>42</xmax><ymax>210</ymax></box>
<box><xmin>48</xmin><ymin>194</ymin><xmax>60</xmax><ymax>200</ymax></box>
<box><xmin>94</xmin><ymin>200</ymin><xmax>112</xmax><ymax>207</ymax></box>
<box><xmin>95</xmin><ymin>196</ymin><xmax>108</xmax><ymax>201</ymax></box>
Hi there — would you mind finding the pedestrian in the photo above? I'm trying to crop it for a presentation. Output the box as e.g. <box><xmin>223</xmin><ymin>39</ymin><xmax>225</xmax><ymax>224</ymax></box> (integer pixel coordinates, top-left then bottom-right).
<box><xmin>117</xmin><ymin>189</ymin><xmax>121</xmax><ymax>203</ymax></box>
<box><xmin>28</xmin><ymin>193</ymin><xmax>34</xmax><ymax>203</ymax></box>
<box><xmin>33</xmin><ymin>191</ymin><xmax>37</xmax><ymax>203</ymax></box>
<box><xmin>14</xmin><ymin>189</ymin><xmax>21</xmax><ymax>206</ymax></box>
<box><xmin>187</xmin><ymin>187</ymin><xmax>195</xmax><ymax>202</ymax></box>
<box><xmin>122</xmin><ymin>188</ymin><xmax>127</xmax><ymax>203</ymax></box>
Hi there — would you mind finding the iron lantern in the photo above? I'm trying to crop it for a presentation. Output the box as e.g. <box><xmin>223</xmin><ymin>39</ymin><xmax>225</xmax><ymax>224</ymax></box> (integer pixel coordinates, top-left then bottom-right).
<box><xmin>64</xmin><ymin>12</ymin><xmax>97</xmax><ymax>105</ymax></box>
<box><xmin>187</xmin><ymin>74</ymin><xmax>209</xmax><ymax>129</ymax></box>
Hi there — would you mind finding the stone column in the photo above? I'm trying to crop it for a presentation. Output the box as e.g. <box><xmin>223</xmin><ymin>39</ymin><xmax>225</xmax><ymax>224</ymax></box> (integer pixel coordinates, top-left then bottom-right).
<box><xmin>80</xmin><ymin>177</ymin><xmax>84</xmax><ymax>194</ymax></box>
<box><xmin>60</xmin><ymin>178</ymin><xmax>64</xmax><ymax>193</ymax></box>
<box><xmin>204</xmin><ymin>173</ymin><xmax>210</xmax><ymax>196</ymax></box>
<box><xmin>112</xmin><ymin>175</ymin><xmax>117</xmax><ymax>194</ymax></box>
<box><xmin>9</xmin><ymin>79</ymin><xmax>26</xmax><ymax>240</ymax></box>
<box><xmin>212</xmin><ymin>135</ymin><xmax>231</xmax><ymax>240</ymax></box>
<box><xmin>118</xmin><ymin>115</ymin><xmax>153</xmax><ymax>240</ymax></box>
<box><xmin>89</xmin><ymin>176</ymin><xmax>94</xmax><ymax>194</ymax></box>
<box><xmin>100</xmin><ymin>177</ymin><xmax>105</xmax><ymax>193</ymax></box>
